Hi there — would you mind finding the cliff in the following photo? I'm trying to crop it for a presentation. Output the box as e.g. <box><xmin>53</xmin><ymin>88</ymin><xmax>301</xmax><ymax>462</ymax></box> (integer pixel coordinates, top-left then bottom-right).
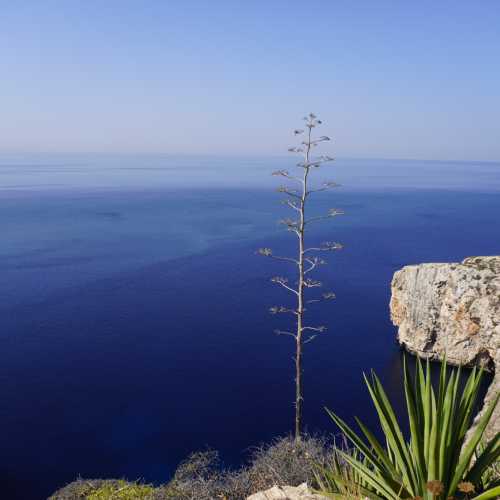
<box><xmin>390</xmin><ymin>256</ymin><xmax>499</xmax><ymax>440</ymax></box>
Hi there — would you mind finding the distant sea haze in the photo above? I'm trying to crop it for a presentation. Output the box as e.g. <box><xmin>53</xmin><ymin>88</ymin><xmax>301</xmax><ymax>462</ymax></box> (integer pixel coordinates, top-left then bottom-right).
<box><xmin>1</xmin><ymin>155</ymin><xmax>499</xmax><ymax>499</ymax></box>
<box><xmin>1</xmin><ymin>153</ymin><xmax>500</xmax><ymax>192</ymax></box>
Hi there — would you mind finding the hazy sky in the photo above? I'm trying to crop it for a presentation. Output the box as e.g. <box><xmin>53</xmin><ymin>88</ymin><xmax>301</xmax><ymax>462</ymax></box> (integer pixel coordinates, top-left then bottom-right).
<box><xmin>1</xmin><ymin>1</ymin><xmax>499</xmax><ymax>160</ymax></box>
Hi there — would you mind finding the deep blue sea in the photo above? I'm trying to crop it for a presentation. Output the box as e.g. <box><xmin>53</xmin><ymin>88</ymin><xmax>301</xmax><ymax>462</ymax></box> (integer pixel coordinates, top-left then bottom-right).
<box><xmin>1</xmin><ymin>154</ymin><xmax>499</xmax><ymax>499</ymax></box>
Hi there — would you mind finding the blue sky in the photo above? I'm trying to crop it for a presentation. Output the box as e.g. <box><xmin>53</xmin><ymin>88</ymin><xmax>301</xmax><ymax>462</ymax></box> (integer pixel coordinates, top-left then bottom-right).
<box><xmin>1</xmin><ymin>1</ymin><xmax>499</xmax><ymax>160</ymax></box>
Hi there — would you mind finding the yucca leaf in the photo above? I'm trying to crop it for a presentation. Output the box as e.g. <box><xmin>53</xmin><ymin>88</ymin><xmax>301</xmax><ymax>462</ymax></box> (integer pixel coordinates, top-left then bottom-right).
<box><xmin>437</xmin><ymin>370</ymin><xmax>455</xmax><ymax>480</ymax></box>
<box><xmin>466</xmin><ymin>433</ymin><xmax>500</xmax><ymax>484</ymax></box>
<box><xmin>313</xmin><ymin>467</ymin><xmax>385</xmax><ymax>499</ymax></box>
<box><xmin>404</xmin><ymin>356</ymin><xmax>426</xmax><ymax>484</ymax></box>
<box><xmin>365</xmin><ymin>372</ymin><xmax>417</xmax><ymax>494</ymax></box>
<box><xmin>438</xmin><ymin>353</ymin><xmax>447</xmax><ymax>412</ymax></box>
<box><xmin>338</xmin><ymin>450</ymin><xmax>403</xmax><ymax>499</ymax></box>
<box><xmin>414</xmin><ymin>357</ymin><xmax>424</xmax><ymax>432</ymax></box>
<box><xmin>448</xmin><ymin>392</ymin><xmax>500</xmax><ymax>496</ymax></box>
<box><xmin>354</xmin><ymin>417</ymin><xmax>400</xmax><ymax>477</ymax></box>
<box><xmin>444</xmin><ymin>364</ymin><xmax>462</xmax><ymax>482</ymax></box>
<box><xmin>457</xmin><ymin>367</ymin><xmax>483</xmax><ymax>441</ymax></box>
<box><xmin>325</xmin><ymin>408</ymin><xmax>389</xmax><ymax>473</ymax></box>
<box><xmin>423</xmin><ymin>359</ymin><xmax>432</xmax><ymax>466</ymax></box>
<box><xmin>354</xmin><ymin>417</ymin><xmax>409</xmax><ymax>494</ymax></box>
<box><xmin>427</xmin><ymin>388</ymin><xmax>438</xmax><ymax>482</ymax></box>
<box><xmin>313</xmin><ymin>465</ymin><xmax>344</xmax><ymax>493</ymax></box>
<box><xmin>448</xmin><ymin>365</ymin><xmax>480</xmax><ymax>474</ymax></box>
<box><xmin>470</xmin><ymin>485</ymin><xmax>500</xmax><ymax>500</ymax></box>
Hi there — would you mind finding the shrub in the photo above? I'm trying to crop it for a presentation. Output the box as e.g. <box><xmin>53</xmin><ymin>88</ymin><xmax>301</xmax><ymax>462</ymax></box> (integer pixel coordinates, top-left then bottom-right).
<box><xmin>86</xmin><ymin>480</ymin><xmax>155</xmax><ymax>499</ymax></box>
<box><xmin>160</xmin><ymin>450</ymin><xmax>228</xmax><ymax>499</ymax></box>
<box><xmin>245</xmin><ymin>434</ymin><xmax>332</xmax><ymax>491</ymax></box>
<box><xmin>49</xmin><ymin>479</ymin><xmax>155</xmax><ymax>500</ymax></box>
<box><xmin>160</xmin><ymin>435</ymin><xmax>333</xmax><ymax>499</ymax></box>
<box><xmin>316</xmin><ymin>358</ymin><xmax>500</xmax><ymax>499</ymax></box>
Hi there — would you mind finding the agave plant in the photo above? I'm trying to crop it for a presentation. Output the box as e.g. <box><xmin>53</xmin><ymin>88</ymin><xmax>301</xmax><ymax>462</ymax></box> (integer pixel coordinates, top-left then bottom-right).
<box><xmin>316</xmin><ymin>358</ymin><xmax>500</xmax><ymax>499</ymax></box>
<box><xmin>318</xmin><ymin>446</ymin><xmax>367</xmax><ymax>499</ymax></box>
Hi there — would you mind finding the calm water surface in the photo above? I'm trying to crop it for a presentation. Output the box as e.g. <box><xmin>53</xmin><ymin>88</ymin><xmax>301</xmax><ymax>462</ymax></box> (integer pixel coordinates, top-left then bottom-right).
<box><xmin>1</xmin><ymin>155</ymin><xmax>499</xmax><ymax>499</ymax></box>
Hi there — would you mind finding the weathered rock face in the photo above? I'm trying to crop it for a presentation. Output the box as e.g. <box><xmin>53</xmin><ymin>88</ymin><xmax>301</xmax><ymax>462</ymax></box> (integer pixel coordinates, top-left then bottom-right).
<box><xmin>247</xmin><ymin>483</ymin><xmax>327</xmax><ymax>500</ymax></box>
<box><xmin>390</xmin><ymin>256</ymin><xmax>500</xmax><ymax>440</ymax></box>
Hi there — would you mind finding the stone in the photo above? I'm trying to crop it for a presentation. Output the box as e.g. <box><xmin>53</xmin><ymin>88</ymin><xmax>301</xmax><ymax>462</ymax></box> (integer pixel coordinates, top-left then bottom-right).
<box><xmin>390</xmin><ymin>256</ymin><xmax>499</xmax><ymax>440</ymax></box>
<box><xmin>247</xmin><ymin>482</ymin><xmax>328</xmax><ymax>500</ymax></box>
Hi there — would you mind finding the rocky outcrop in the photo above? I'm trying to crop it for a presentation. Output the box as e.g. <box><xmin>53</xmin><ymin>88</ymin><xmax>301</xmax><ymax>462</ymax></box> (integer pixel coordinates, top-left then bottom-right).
<box><xmin>247</xmin><ymin>483</ymin><xmax>327</xmax><ymax>500</ymax></box>
<box><xmin>390</xmin><ymin>256</ymin><xmax>499</xmax><ymax>440</ymax></box>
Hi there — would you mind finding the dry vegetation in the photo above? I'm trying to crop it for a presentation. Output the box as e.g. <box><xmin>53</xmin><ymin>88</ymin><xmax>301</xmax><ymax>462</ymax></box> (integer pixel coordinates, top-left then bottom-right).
<box><xmin>50</xmin><ymin>435</ymin><xmax>335</xmax><ymax>500</ymax></box>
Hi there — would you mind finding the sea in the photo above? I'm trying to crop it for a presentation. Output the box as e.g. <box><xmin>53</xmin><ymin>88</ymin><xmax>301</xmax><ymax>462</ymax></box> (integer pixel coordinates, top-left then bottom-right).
<box><xmin>1</xmin><ymin>154</ymin><xmax>499</xmax><ymax>499</ymax></box>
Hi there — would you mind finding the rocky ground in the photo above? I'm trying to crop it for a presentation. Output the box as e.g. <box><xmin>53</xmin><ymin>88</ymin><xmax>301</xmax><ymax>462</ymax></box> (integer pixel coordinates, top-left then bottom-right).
<box><xmin>247</xmin><ymin>483</ymin><xmax>327</xmax><ymax>499</ymax></box>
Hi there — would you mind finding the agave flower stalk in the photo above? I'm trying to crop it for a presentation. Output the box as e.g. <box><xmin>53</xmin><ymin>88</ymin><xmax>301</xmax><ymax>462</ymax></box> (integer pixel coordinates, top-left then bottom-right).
<box><xmin>259</xmin><ymin>113</ymin><xmax>343</xmax><ymax>440</ymax></box>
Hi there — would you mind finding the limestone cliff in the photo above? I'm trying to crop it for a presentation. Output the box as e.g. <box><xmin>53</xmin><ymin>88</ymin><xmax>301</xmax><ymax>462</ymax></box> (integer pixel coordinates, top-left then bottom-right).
<box><xmin>390</xmin><ymin>256</ymin><xmax>499</xmax><ymax>440</ymax></box>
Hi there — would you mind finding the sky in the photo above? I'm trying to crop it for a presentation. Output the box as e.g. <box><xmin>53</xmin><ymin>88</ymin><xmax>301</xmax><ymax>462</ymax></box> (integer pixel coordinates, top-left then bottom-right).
<box><xmin>1</xmin><ymin>1</ymin><xmax>500</xmax><ymax>161</ymax></box>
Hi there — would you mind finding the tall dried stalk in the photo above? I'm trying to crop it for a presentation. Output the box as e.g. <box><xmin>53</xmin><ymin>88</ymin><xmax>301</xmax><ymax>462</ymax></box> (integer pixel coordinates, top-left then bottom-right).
<box><xmin>259</xmin><ymin>113</ymin><xmax>343</xmax><ymax>440</ymax></box>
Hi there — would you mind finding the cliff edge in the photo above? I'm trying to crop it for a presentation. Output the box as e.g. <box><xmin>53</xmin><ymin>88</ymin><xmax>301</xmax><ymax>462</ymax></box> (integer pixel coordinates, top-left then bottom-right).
<box><xmin>390</xmin><ymin>256</ymin><xmax>499</xmax><ymax>440</ymax></box>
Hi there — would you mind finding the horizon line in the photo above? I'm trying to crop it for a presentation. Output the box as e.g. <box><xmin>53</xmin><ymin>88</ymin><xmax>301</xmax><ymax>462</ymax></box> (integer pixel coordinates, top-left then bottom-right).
<box><xmin>0</xmin><ymin>151</ymin><xmax>499</xmax><ymax>165</ymax></box>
